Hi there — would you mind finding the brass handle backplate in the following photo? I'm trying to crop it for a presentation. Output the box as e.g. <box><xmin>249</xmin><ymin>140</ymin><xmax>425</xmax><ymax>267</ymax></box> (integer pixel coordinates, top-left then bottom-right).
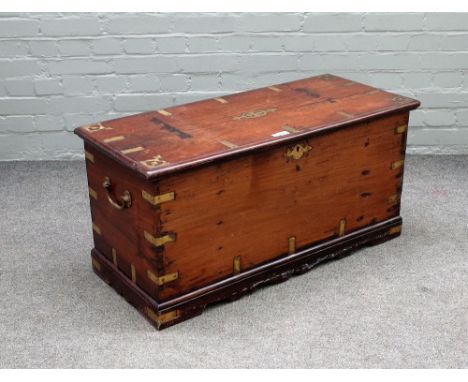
<box><xmin>102</xmin><ymin>176</ymin><xmax>132</xmax><ymax>210</ymax></box>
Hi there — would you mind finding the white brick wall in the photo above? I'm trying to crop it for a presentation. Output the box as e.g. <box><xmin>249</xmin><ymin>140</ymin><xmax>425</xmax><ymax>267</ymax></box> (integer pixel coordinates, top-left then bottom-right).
<box><xmin>0</xmin><ymin>12</ymin><xmax>467</xmax><ymax>160</ymax></box>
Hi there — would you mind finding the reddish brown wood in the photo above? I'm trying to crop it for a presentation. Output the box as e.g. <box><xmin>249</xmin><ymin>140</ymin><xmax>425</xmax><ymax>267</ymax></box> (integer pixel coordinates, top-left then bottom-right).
<box><xmin>85</xmin><ymin>145</ymin><xmax>163</xmax><ymax>299</ymax></box>
<box><xmin>75</xmin><ymin>74</ymin><xmax>419</xmax><ymax>180</ymax></box>
<box><xmin>90</xmin><ymin>216</ymin><xmax>403</xmax><ymax>330</ymax></box>
<box><xmin>155</xmin><ymin>113</ymin><xmax>408</xmax><ymax>301</ymax></box>
<box><xmin>75</xmin><ymin>73</ymin><xmax>420</xmax><ymax>329</ymax></box>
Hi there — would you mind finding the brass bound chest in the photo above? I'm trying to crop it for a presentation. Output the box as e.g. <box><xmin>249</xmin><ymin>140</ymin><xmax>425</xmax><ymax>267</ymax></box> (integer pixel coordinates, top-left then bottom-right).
<box><xmin>75</xmin><ymin>74</ymin><xmax>420</xmax><ymax>329</ymax></box>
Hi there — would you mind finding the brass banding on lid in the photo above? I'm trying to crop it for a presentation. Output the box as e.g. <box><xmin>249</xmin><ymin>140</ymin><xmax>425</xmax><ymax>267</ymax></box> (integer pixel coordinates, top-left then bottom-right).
<box><xmin>121</xmin><ymin>146</ymin><xmax>144</xmax><ymax>155</ymax></box>
<box><xmin>103</xmin><ymin>136</ymin><xmax>125</xmax><ymax>143</ymax></box>
<box><xmin>219</xmin><ymin>140</ymin><xmax>238</xmax><ymax>149</ymax></box>
<box><xmin>142</xmin><ymin>190</ymin><xmax>175</xmax><ymax>206</ymax></box>
<box><xmin>391</xmin><ymin>159</ymin><xmax>405</xmax><ymax>170</ymax></box>
<box><xmin>268</xmin><ymin>86</ymin><xmax>281</xmax><ymax>92</ymax></box>
<box><xmin>157</xmin><ymin>109</ymin><xmax>172</xmax><ymax>116</ymax></box>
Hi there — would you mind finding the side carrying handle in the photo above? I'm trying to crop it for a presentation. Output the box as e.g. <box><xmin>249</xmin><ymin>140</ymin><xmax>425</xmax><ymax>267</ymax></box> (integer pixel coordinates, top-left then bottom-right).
<box><xmin>102</xmin><ymin>176</ymin><xmax>132</xmax><ymax>210</ymax></box>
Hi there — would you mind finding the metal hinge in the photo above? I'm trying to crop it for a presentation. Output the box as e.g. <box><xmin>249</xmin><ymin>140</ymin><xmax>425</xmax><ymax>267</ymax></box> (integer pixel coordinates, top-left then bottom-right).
<box><xmin>144</xmin><ymin>231</ymin><xmax>176</xmax><ymax>247</ymax></box>
<box><xmin>147</xmin><ymin>270</ymin><xmax>178</xmax><ymax>286</ymax></box>
<box><xmin>141</xmin><ymin>190</ymin><xmax>175</xmax><ymax>206</ymax></box>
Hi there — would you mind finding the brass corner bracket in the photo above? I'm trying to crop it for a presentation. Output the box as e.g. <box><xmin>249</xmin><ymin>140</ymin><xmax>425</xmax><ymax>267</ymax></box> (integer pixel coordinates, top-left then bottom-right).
<box><xmin>147</xmin><ymin>270</ymin><xmax>179</xmax><ymax>286</ymax></box>
<box><xmin>142</xmin><ymin>190</ymin><xmax>175</xmax><ymax>206</ymax></box>
<box><xmin>144</xmin><ymin>231</ymin><xmax>176</xmax><ymax>247</ymax></box>
<box><xmin>388</xmin><ymin>225</ymin><xmax>402</xmax><ymax>235</ymax></box>
<box><xmin>391</xmin><ymin>159</ymin><xmax>405</xmax><ymax>170</ymax></box>
<box><xmin>146</xmin><ymin>307</ymin><xmax>180</xmax><ymax>328</ymax></box>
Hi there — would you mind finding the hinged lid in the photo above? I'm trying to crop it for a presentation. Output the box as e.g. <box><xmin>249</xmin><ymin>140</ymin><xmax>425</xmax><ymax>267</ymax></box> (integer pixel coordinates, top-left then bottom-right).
<box><xmin>75</xmin><ymin>74</ymin><xmax>420</xmax><ymax>180</ymax></box>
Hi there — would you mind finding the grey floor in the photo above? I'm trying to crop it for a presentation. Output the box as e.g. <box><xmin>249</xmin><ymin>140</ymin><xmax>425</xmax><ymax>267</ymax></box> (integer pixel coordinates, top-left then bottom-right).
<box><xmin>0</xmin><ymin>156</ymin><xmax>467</xmax><ymax>368</ymax></box>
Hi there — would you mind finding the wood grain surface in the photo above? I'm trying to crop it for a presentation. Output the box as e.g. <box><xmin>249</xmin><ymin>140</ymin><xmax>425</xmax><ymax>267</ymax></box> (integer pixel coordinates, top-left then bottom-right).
<box><xmin>79</xmin><ymin>73</ymin><xmax>419</xmax><ymax>322</ymax></box>
<box><xmin>75</xmin><ymin>74</ymin><xmax>419</xmax><ymax>180</ymax></box>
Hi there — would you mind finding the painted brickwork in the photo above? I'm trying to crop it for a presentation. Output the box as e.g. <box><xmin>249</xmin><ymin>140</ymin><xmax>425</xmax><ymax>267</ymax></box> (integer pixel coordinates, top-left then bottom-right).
<box><xmin>0</xmin><ymin>13</ymin><xmax>467</xmax><ymax>159</ymax></box>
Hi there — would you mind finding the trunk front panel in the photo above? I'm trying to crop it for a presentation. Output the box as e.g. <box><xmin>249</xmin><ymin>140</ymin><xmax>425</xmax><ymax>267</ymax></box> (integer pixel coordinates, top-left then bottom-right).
<box><xmin>155</xmin><ymin>112</ymin><xmax>408</xmax><ymax>300</ymax></box>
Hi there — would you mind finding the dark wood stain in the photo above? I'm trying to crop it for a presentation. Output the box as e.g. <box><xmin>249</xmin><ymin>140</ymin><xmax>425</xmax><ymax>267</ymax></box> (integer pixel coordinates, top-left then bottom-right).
<box><xmin>294</xmin><ymin>87</ymin><xmax>321</xmax><ymax>98</ymax></box>
<box><xmin>151</xmin><ymin>117</ymin><xmax>192</xmax><ymax>140</ymax></box>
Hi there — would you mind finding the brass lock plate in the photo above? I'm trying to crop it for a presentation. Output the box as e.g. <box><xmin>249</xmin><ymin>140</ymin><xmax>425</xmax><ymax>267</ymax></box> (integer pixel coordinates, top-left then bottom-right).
<box><xmin>285</xmin><ymin>143</ymin><xmax>312</xmax><ymax>160</ymax></box>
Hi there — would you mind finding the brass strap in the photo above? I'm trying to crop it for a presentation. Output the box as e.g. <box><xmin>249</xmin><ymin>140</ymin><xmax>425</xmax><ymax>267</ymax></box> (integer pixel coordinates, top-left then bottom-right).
<box><xmin>391</xmin><ymin>159</ymin><xmax>405</xmax><ymax>170</ymax></box>
<box><xmin>92</xmin><ymin>258</ymin><xmax>101</xmax><ymax>271</ymax></box>
<box><xmin>88</xmin><ymin>187</ymin><xmax>97</xmax><ymax>200</ymax></box>
<box><xmin>233</xmin><ymin>256</ymin><xmax>241</xmax><ymax>275</ymax></box>
<box><xmin>157</xmin><ymin>109</ymin><xmax>172</xmax><ymax>116</ymax></box>
<box><xmin>144</xmin><ymin>231</ymin><xmax>176</xmax><ymax>247</ymax></box>
<box><xmin>92</xmin><ymin>223</ymin><xmax>101</xmax><ymax>235</ymax></box>
<box><xmin>84</xmin><ymin>150</ymin><xmax>94</xmax><ymax>163</ymax></box>
<box><xmin>338</xmin><ymin>219</ymin><xmax>346</xmax><ymax>236</ymax></box>
<box><xmin>103</xmin><ymin>136</ymin><xmax>125</xmax><ymax>143</ymax></box>
<box><xmin>147</xmin><ymin>270</ymin><xmax>178</xmax><ymax>286</ymax></box>
<box><xmin>121</xmin><ymin>146</ymin><xmax>144</xmax><ymax>155</ymax></box>
<box><xmin>288</xmin><ymin>237</ymin><xmax>296</xmax><ymax>255</ymax></box>
<box><xmin>141</xmin><ymin>190</ymin><xmax>175</xmax><ymax>206</ymax></box>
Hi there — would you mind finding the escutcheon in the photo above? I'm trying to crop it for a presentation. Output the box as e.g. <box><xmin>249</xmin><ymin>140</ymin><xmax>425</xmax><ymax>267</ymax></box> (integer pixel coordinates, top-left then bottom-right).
<box><xmin>285</xmin><ymin>143</ymin><xmax>312</xmax><ymax>160</ymax></box>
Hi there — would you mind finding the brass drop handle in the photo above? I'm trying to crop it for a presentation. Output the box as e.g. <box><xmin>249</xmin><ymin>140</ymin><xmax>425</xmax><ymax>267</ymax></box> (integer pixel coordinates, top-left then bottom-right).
<box><xmin>102</xmin><ymin>176</ymin><xmax>132</xmax><ymax>210</ymax></box>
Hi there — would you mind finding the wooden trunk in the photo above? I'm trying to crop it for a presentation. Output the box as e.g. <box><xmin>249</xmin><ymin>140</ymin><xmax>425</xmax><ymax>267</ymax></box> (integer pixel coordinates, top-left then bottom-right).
<box><xmin>75</xmin><ymin>74</ymin><xmax>420</xmax><ymax>329</ymax></box>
